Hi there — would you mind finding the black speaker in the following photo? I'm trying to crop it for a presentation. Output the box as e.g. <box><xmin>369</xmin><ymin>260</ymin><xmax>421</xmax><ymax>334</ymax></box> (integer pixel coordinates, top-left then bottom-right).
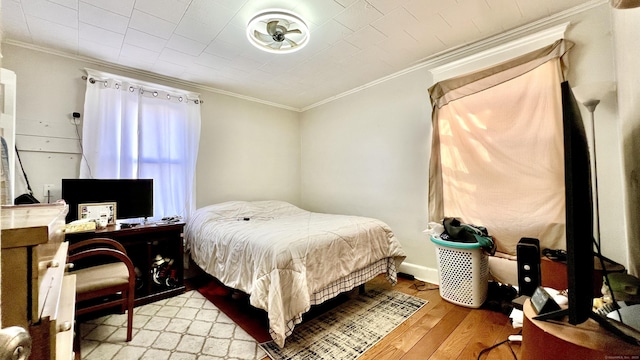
<box><xmin>517</xmin><ymin>237</ymin><xmax>541</xmax><ymax>297</ymax></box>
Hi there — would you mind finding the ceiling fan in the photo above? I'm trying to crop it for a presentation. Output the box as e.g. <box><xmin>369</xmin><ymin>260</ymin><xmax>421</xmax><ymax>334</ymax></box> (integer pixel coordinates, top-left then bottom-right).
<box><xmin>246</xmin><ymin>10</ymin><xmax>310</xmax><ymax>54</ymax></box>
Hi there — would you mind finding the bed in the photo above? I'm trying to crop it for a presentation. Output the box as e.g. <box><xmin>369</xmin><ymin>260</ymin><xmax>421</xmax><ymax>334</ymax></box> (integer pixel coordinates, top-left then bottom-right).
<box><xmin>184</xmin><ymin>200</ymin><xmax>406</xmax><ymax>347</ymax></box>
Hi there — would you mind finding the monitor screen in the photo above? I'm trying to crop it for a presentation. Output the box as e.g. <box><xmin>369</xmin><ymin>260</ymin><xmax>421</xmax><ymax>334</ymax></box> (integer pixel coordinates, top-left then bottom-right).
<box><xmin>61</xmin><ymin>179</ymin><xmax>153</xmax><ymax>223</ymax></box>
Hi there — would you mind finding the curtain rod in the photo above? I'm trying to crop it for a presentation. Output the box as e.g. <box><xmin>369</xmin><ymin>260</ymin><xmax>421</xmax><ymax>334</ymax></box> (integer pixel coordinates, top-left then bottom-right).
<box><xmin>81</xmin><ymin>75</ymin><xmax>203</xmax><ymax>104</ymax></box>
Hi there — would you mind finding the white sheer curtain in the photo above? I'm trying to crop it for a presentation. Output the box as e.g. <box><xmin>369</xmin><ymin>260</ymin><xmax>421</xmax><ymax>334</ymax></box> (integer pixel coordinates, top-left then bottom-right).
<box><xmin>81</xmin><ymin>70</ymin><xmax>201</xmax><ymax>220</ymax></box>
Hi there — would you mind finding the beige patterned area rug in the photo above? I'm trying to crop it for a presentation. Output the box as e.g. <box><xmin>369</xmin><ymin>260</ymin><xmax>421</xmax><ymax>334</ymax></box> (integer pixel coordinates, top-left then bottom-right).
<box><xmin>260</xmin><ymin>289</ymin><xmax>427</xmax><ymax>360</ymax></box>
<box><xmin>79</xmin><ymin>290</ymin><xmax>265</xmax><ymax>359</ymax></box>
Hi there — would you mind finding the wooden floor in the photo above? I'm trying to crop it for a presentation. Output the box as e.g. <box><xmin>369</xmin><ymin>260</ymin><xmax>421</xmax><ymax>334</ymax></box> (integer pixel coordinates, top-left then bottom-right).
<box><xmin>189</xmin><ymin>274</ymin><xmax>521</xmax><ymax>360</ymax></box>
<box><xmin>355</xmin><ymin>276</ymin><xmax>521</xmax><ymax>360</ymax></box>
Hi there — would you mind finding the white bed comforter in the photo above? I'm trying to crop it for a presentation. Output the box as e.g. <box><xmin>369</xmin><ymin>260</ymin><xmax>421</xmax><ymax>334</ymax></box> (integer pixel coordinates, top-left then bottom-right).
<box><xmin>184</xmin><ymin>200</ymin><xmax>406</xmax><ymax>347</ymax></box>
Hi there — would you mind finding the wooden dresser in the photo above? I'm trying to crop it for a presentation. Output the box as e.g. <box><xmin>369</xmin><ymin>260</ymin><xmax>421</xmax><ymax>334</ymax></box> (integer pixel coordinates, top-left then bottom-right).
<box><xmin>1</xmin><ymin>203</ymin><xmax>76</xmax><ymax>359</ymax></box>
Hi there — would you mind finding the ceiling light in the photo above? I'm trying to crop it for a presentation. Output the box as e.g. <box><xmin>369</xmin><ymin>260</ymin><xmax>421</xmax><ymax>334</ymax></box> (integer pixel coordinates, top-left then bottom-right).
<box><xmin>246</xmin><ymin>10</ymin><xmax>310</xmax><ymax>54</ymax></box>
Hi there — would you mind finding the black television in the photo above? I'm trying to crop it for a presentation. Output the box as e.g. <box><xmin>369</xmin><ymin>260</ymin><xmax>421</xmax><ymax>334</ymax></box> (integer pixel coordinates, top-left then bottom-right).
<box><xmin>61</xmin><ymin>179</ymin><xmax>153</xmax><ymax>223</ymax></box>
<box><xmin>537</xmin><ymin>82</ymin><xmax>640</xmax><ymax>345</ymax></box>
<box><xmin>561</xmin><ymin>80</ymin><xmax>595</xmax><ymax>325</ymax></box>
<box><xmin>531</xmin><ymin>82</ymin><xmax>593</xmax><ymax>324</ymax></box>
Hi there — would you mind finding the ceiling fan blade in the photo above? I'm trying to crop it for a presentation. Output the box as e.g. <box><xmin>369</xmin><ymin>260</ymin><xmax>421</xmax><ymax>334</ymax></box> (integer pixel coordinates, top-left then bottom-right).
<box><xmin>266</xmin><ymin>21</ymin><xmax>278</xmax><ymax>36</ymax></box>
<box><xmin>273</xmin><ymin>41</ymin><xmax>283</xmax><ymax>49</ymax></box>
<box><xmin>254</xmin><ymin>30</ymin><xmax>273</xmax><ymax>43</ymax></box>
<box><xmin>285</xmin><ymin>29</ymin><xmax>302</xmax><ymax>35</ymax></box>
<box><xmin>285</xmin><ymin>38</ymin><xmax>298</xmax><ymax>47</ymax></box>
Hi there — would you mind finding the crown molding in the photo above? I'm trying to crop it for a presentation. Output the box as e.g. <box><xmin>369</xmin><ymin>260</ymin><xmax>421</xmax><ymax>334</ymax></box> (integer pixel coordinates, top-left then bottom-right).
<box><xmin>302</xmin><ymin>0</ymin><xmax>607</xmax><ymax>111</ymax></box>
<box><xmin>2</xmin><ymin>39</ymin><xmax>302</xmax><ymax>112</ymax></box>
<box><xmin>429</xmin><ymin>22</ymin><xmax>569</xmax><ymax>83</ymax></box>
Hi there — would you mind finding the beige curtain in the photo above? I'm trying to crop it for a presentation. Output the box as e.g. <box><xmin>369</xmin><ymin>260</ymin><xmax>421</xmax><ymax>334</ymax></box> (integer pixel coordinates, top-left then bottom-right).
<box><xmin>428</xmin><ymin>40</ymin><xmax>574</xmax><ymax>256</ymax></box>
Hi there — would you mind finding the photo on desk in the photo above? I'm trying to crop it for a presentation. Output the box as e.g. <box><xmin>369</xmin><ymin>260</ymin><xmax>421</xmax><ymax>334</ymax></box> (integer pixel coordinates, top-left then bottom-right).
<box><xmin>78</xmin><ymin>202</ymin><xmax>116</xmax><ymax>225</ymax></box>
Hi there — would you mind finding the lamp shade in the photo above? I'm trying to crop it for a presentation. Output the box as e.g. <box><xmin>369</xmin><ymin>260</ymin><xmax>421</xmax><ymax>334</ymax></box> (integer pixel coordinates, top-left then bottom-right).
<box><xmin>611</xmin><ymin>0</ymin><xmax>640</xmax><ymax>8</ymax></box>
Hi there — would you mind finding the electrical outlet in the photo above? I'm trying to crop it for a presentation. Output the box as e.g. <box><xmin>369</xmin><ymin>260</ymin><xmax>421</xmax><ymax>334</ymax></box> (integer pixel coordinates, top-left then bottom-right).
<box><xmin>43</xmin><ymin>184</ymin><xmax>54</xmax><ymax>197</ymax></box>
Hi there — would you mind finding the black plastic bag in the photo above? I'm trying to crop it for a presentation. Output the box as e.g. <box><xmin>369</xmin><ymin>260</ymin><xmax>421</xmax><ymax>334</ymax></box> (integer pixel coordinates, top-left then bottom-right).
<box><xmin>15</xmin><ymin>193</ymin><xmax>40</xmax><ymax>204</ymax></box>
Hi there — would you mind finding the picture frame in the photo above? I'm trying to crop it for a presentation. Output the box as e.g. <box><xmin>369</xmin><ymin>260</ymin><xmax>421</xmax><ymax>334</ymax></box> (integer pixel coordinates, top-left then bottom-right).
<box><xmin>78</xmin><ymin>202</ymin><xmax>116</xmax><ymax>225</ymax></box>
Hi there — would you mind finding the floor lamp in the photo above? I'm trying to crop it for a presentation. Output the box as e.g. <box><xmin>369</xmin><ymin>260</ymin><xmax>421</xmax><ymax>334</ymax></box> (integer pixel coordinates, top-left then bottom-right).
<box><xmin>582</xmin><ymin>99</ymin><xmax>602</xmax><ymax>251</ymax></box>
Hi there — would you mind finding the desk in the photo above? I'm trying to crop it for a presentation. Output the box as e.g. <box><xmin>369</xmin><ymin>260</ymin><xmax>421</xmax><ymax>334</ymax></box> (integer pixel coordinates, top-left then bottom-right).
<box><xmin>66</xmin><ymin>222</ymin><xmax>185</xmax><ymax>305</ymax></box>
<box><xmin>522</xmin><ymin>299</ymin><xmax>640</xmax><ymax>359</ymax></box>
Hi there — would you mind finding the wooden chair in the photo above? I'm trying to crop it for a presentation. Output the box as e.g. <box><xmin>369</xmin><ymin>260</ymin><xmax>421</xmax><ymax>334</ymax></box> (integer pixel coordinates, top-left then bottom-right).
<box><xmin>67</xmin><ymin>238</ymin><xmax>135</xmax><ymax>342</ymax></box>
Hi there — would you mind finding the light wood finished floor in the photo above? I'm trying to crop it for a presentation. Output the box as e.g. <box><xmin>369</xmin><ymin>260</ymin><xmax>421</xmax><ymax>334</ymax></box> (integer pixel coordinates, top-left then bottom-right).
<box><xmin>355</xmin><ymin>276</ymin><xmax>520</xmax><ymax>360</ymax></box>
<box><xmin>252</xmin><ymin>275</ymin><xmax>521</xmax><ymax>360</ymax></box>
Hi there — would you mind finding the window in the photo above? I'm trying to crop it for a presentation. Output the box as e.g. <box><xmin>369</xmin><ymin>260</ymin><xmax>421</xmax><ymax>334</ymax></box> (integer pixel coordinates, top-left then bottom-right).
<box><xmin>80</xmin><ymin>69</ymin><xmax>201</xmax><ymax>220</ymax></box>
<box><xmin>428</xmin><ymin>40</ymin><xmax>573</xmax><ymax>255</ymax></box>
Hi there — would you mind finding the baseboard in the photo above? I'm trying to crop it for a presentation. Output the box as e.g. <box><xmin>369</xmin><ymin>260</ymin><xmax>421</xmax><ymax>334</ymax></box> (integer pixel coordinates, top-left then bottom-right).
<box><xmin>398</xmin><ymin>262</ymin><xmax>439</xmax><ymax>285</ymax></box>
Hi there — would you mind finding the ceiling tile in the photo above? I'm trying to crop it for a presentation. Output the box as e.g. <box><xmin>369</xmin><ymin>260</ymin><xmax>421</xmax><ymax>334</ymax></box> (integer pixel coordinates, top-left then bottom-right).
<box><xmin>79</xmin><ymin>2</ymin><xmax>130</xmax><ymax>34</ymax></box>
<box><xmin>152</xmin><ymin>60</ymin><xmax>188</xmax><ymax>78</ymax></box>
<box><xmin>194</xmin><ymin>51</ymin><xmax>231</xmax><ymax>70</ymax></box>
<box><xmin>481</xmin><ymin>0</ymin><xmax>524</xmax><ymax>33</ymax></box>
<box><xmin>79</xmin><ymin>0</ymin><xmax>135</xmax><ymax>17</ymax></box>
<box><xmin>227</xmin><ymin>0</ymin><xmax>307</xmax><ymax>30</ymax></box>
<box><xmin>371</xmin><ymin>7</ymin><xmax>420</xmax><ymax>35</ymax></box>
<box><xmin>313</xmin><ymin>19</ymin><xmax>354</xmax><ymax>46</ymax></box>
<box><xmin>158</xmin><ymin>47</ymin><xmax>198</xmax><ymax>67</ymax></box>
<box><xmin>22</xmin><ymin>0</ymin><xmax>78</xmax><ymax>29</ymax></box>
<box><xmin>166</xmin><ymin>34</ymin><xmax>208</xmax><ymax>56</ymax></box>
<box><xmin>334</xmin><ymin>0</ymin><xmax>358</xmax><ymax>8</ymax></box>
<box><xmin>404</xmin><ymin>15</ymin><xmax>448</xmax><ymax>43</ymax></box>
<box><xmin>334</xmin><ymin>0</ymin><xmax>384</xmax><ymax>32</ymax></box>
<box><xmin>123</xmin><ymin>29</ymin><xmax>168</xmax><ymax>53</ymax></box>
<box><xmin>117</xmin><ymin>54</ymin><xmax>156</xmax><ymax>73</ymax></box>
<box><xmin>134</xmin><ymin>0</ymin><xmax>189</xmax><ymax>24</ymax></box>
<box><xmin>174</xmin><ymin>15</ymin><xmax>227</xmax><ymax>45</ymax></box>
<box><xmin>543</xmin><ymin>0</ymin><xmax>589</xmax><ymax>15</ymax></box>
<box><xmin>26</xmin><ymin>15</ymin><xmax>77</xmax><ymax>49</ymax></box>
<box><xmin>367</xmin><ymin>0</ymin><xmax>410</xmax><ymax>14</ymax></box>
<box><xmin>324</xmin><ymin>40</ymin><xmax>361</xmax><ymax>61</ymax></box>
<box><xmin>119</xmin><ymin>43</ymin><xmax>161</xmax><ymax>63</ymax></box>
<box><xmin>204</xmin><ymin>39</ymin><xmax>244</xmax><ymax>59</ymax></box>
<box><xmin>292</xmin><ymin>1</ymin><xmax>346</xmax><ymax>26</ymax></box>
<box><xmin>79</xmin><ymin>22</ymin><xmax>125</xmax><ymax>49</ymax></box>
<box><xmin>129</xmin><ymin>9</ymin><xmax>177</xmax><ymax>40</ymax></box>
<box><xmin>344</xmin><ymin>25</ymin><xmax>387</xmax><ymax>49</ymax></box>
<box><xmin>403</xmin><ymin>0</ymin><xmax>457</xmax><ymax>22</ymax></box>
<box><xmin>50</xmin><ymin>0</ymin><xmax>78</xmax><ymax>10</ymax></box>
<box><xmin>440</xmin><ymin>0</ymin><xmax>491</xmax><ymax>27</ymax></box>
<box><xmin>78</xmin><ymin>38</ymin><xmax>120</xmax><ymax>63</ymax></box>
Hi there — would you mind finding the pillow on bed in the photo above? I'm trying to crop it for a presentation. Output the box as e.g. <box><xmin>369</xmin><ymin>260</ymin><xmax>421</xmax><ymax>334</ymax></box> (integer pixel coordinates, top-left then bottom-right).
<box><xmin>195</xmin><ymin>200</ymin><xmax>307</xmax><ymax>221</ymax></box>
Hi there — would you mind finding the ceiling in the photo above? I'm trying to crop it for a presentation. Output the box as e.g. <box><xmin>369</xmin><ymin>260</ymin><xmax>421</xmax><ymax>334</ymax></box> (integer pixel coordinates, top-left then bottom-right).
<box><xmin>2</xmin><ymin>0</ymin><xmax>594</xmax><ymax>110</ymax></box>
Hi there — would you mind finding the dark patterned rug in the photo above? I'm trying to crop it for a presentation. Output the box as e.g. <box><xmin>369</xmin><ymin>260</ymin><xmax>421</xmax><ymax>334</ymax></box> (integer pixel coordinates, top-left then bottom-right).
<box><xmin>260</xmin><ymin>289</ymin><xmax>427</xmax><ymax>360</ymax></box>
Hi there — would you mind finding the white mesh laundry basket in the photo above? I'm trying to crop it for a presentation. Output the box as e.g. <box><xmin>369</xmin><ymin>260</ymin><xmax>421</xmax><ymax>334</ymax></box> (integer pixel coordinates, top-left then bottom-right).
<box><xmin>431</xmin><ymin>236</ymin><xmax>489</xmax><ymax>308</ymax></box>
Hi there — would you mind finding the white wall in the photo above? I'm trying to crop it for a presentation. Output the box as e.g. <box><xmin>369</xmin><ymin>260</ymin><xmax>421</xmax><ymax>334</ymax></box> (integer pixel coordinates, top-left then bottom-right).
<box><xmin>613</xmin><ymin>6</ymin><xmax>640</xmax><ymax>277</ymax></box>
<box><xmin>301</xmin><ymin>71</ymin><xmax>435</xmax><ymax>280</ymax></box>
<box><xmin>195</xmin><ymin>95</ymin><xmax>300</xmax><ymax>207</ymax></box>
<box><xmin>301</xmin><ymin>3</ymin><xmax>629</xmax><ymax>282</ymax></box>
<box><xmin>1</xmin><ymin>44</ymin><xmax>301</xmax><ymax>212</ymax></box>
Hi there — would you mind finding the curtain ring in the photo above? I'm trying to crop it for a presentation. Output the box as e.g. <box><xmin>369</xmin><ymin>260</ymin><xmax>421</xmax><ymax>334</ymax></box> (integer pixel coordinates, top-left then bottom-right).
<box><xmin>103</xmin><ymin>81</ymin><xmax>108</xmax><ymax>87</ymax></box>
<box><xmin>153</xmin><ymin>91</ymin><xmax>158</xmax><ymax>97</ymax></box>
<box><xmin>89</xmin><ymin>78</ymin><xmax>96</xmax><ymax>84</ymax></box>
<box><xmin>179</xmin><ymin>97</ymin><xmax>183</xmax><ymax>102</ymax></box>
<box><xmin>129</xmin><ymin>86</ymin><xmax>135</xmax><ymax>92</ymax></box>
<box><xmin>167</xmin><ymin>94</ymin><xmax>171</xmax><ymax>100</ymax></box>
<box><xmin>115</xmin><ymin>83</ymin><xmax>120</xmax><ymax>89</ymax></box>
